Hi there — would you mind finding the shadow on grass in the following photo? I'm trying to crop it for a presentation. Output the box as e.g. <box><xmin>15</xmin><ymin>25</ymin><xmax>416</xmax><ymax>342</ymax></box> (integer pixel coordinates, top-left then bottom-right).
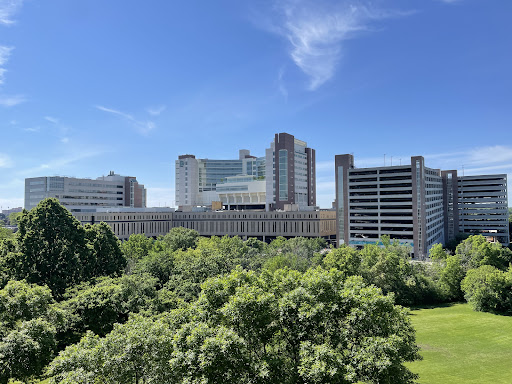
<box><xmin>408</xmin><ymin>302</ymin><xmax>460</xmax><ymax>312</ymax></box>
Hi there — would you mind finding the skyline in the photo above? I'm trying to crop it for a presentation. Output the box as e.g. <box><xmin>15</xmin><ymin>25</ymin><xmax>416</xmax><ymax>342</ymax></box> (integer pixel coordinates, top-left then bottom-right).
<box><xmin>1</xmin><ymin>0</ymin><xmax>511</xmax><ymax>210</ymax></box>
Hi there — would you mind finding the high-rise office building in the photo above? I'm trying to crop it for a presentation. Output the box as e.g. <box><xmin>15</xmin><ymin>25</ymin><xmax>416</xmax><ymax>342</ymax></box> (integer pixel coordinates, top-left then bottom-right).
<box><xmin>335</xmin><ymin>154</ymin><xmax>509</xmax><ymax>259</ymax></box>
<box><xmin>265</xmin><ymin>133</ymin><xmax>316</xmax><ymax>210</ymax></box>
<box><xmin>25</xmin><ymin>171</ymin><xmax>147</xmax><ymax>212</ymax></box>
<box><xmin>175</xmin><ymin>133</ymin><xmax>316</xmax><ymax>211</ymax></box>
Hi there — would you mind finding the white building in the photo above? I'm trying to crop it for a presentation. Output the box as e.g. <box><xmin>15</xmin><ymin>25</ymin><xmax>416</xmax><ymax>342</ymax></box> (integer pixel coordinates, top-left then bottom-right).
<box><xmin>25</xmin><ymin>171</ymin><xmax>147</xmax><ymax>212</ymax></box>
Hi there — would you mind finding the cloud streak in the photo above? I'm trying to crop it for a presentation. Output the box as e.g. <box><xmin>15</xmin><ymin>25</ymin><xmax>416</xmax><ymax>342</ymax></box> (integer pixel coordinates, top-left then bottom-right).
<box><xmin>0</xmin><ymin>153</ymin><xmax>12</xmax><ymax>168</ymax></box>
<box><xmin>270</xmin><ymin>0</ymin><xmax>411</xmax><ymax>90</ymax></box>
<box><xmin>0</xmin><ymin>94</ymin><xmax>25</xmax><ymax>106</ymax></box>
<box><xmin>96</xmin><ymin>105</ymin><xmax>155</xmax><ymax>135</ymax></box>
<box><xmin>0</xmin><ymin>45</ymin><xmax>13</xmax><ymax>85</ymax></box>
<box><xmin>0</xmin><ymin>0</ymin><xmax>23</xmax><ymax>25</ymax></box>
<box><xmin>44</xmin><ymin>116</ymin><xmax>60</xmax><ymax>124</ymax></box>
<box><xmin>146</xmin><ymin>105</ymin><xmax>166</xmax><ymax>116</ymax></box>
<box><xmin>19</xmin><ymin>149</ymin><xmax>105</xmax><ymax>176</ymax></box>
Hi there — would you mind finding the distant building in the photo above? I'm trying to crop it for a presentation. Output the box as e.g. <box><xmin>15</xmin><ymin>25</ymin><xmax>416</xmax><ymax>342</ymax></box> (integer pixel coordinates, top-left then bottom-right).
<box><xmin>175</xmin><ymin>132</ymin><xmax>316</xmax><ymax>212</ymax></box>
<box><xmin>25</xmin><ymin>171</ymin><xmax>147</xmax><ymax>212</ymax></box>
<box><xmin>1</xmin><ymin>207</ymin><xmax>23</xmax><ymax>216</ymax></box>
<box><xmin>335</xmin><ymin>154</ymin><xmax>509</xmax><ymax>259</ymax></box>
<box><xmin>175</xmin><ymin>150</ymin><xmax>265</xmax><ymax>210</ymax></box>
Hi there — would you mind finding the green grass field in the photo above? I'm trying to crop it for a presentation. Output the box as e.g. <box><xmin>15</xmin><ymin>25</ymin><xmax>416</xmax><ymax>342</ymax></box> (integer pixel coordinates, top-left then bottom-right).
<box><xmin>407</xmin><ymin>303</ymin><xmax>512</xmax><ymax>384</ymax></box>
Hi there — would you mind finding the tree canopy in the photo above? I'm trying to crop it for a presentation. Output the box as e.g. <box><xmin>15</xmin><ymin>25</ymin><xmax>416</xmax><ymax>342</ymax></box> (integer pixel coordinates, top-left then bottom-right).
<box><xmin>48</xmin><ymin>267</ymin><xmax>420</xmax><ymax>384</ymax></box>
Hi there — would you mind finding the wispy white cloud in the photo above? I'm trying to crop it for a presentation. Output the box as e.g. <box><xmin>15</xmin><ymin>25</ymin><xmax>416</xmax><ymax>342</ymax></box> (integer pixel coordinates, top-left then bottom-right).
<box><xmin>0</xmin><ymin>94</ymin><xmax>26</xmax><ymax>106</ymax></box>
<box><xmin>0</xmin><ymin>153</ymin><xmax>12</xmax><ymax>168</ymax></box>
<box><xmin>465</xmin><ymin>145</ymin><xmax>512</xmax><ymax>166</ymax></box>
<box><xmin>277</xmin><ymin>67</ymin><xmax>288</xmax><ymax>99</ymax></box>
<box><xmin>0</xmin><ymin>0</ymin><xmax>23</xmax><ymax>25</ymax></box>
<box><xmin>96</xmin><ymin>105</ymin><xmax>155</xmax><ymax>135</ymax></box>
<box><xmin>96</xmin><ymin>105</ymin><xmax>132</xmax><ymax>120</ymax></box>
<box><xmin>23</xmin><ymin>126</ymin><xmax>40</xmax><ymax>132</ymax></box>
<box><xmin>146</xmin><ymin>105</ymin><xmax>166</xmax><ymax>116</ymax></box>
<box><xmin>269</xmin><ymin>0</ymin><xmax>412</xmax><ymax>90</ymax></box>
<box><xmin>19</xmin><ymin>149</ymin><xmax>105</xmax><ymax>176</ymax></box>
<box><xmin>60</xmin><ymin>137</ymin><xmax>70</xmax><ymax>144</ymax></box>
<box><xmin>44</xmin><ymin>116</ymin><xmax>60</xmax><ymax>124</ymax></box>
<box><xmin>0</xmin><ymin>45</ymin><xmax>13</xmax><ymax>85</ymax></box>
<box><xmin>0</xmin><ymin>46</ymin><xmax>12</xmax><ymax>66</ymax></box>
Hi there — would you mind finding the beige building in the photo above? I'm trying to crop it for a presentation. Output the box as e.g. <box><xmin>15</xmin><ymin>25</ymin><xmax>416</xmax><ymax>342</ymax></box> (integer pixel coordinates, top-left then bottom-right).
<box><xmin>172</xmin><ymin>210</ymin><xmax>336</xmax><ymax>243</ymax></box>
<box><xmin>74</xmin><ymin>208</ymin><xmax>174</xmax><ymax>240</ymax></box>
<box><xmin>73</xmin><ymin>208</ymin><xmax>336</xmax><ymax>243</ymax></box>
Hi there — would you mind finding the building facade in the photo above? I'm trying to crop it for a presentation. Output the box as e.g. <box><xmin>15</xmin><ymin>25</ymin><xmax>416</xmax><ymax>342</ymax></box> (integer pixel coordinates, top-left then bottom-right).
<box><xmin>25</xmin><ymin>171</ymin><xmax>147</xmax><ymax>212</ymax></box>
<box><xmin>335</xmin><ymin>154</ymin><xmax>509</xmax><ymax>259</ymax></box>
<box><xmin>74</xmin><ymin>208</ymin><xmax>174</xmax><ymax>240</ymax></box>
<box><xmin>165</xmin><ymin>209</ymin><xmax>334</xmax><ymax>243</ymax></box>
<box><xmin>265</xmin><ymin>133</ymin><xmax>316</xmax><ymax>211</ymax></box>
<box><xmin>455</xmin><ymin>173</ymin><xmax>509</xmax><ymax>244</ymax></box>
<box><xmin>73</xmin><ymin>208</ymin><xmax>335</xmax><ymax>243</ymax></box>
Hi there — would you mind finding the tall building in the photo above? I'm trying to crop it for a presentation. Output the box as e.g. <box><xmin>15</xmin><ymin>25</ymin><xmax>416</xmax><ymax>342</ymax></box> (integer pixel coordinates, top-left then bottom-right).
<box><xmin>175</xmin><ymin>133</ymin><xmax>316</xmax><ymax>211</ymax></box>
<box><xmin>175</xmin><ymin>150</ymin><xmax>265</xmax><ymax>210</ymax></box>
<box><xmin>265</xmin><ymin>133</ymin><xmax>316</xmax><ymax>210</ymax></box>
<box><xmin>335</xmin><ymin>154</ymin><xmax>509</xmax><ymax>259</ymax></box>
<box><xmin>25</xmin><ymin>171</ymin><xmax>147</xmax><ymax>212</ymax></box>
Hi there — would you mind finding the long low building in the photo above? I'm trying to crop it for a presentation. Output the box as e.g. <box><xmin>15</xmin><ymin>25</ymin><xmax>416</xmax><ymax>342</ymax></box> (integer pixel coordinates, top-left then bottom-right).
<box><xmin>74</xmin><ymin>208</ymin><xmax>174</xmax><ymax>240</ymax></box>
<box><xmin>172</xmin><ymin>210</ymin><xmax>336</xmax><ymax>243</ymax></box>
<box><xmin>73</xmin><ymin>207</ymin><xmax>336</xmax><ymax>243</ymax></box>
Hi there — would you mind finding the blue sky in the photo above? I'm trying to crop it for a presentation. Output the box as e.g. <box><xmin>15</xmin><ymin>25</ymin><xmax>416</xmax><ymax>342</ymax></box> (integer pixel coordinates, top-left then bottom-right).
<box><xmin>1</xmin><ymin>0</ymin><xmax>511</xmax><ymax>210</ymax></box>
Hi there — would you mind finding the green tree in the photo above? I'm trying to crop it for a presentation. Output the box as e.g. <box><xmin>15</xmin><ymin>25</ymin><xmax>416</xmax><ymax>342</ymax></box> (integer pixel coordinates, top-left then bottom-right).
<box><xmin>438</xmin><ymin>255</ymin><xmax>465</xmax><ymax>301</ymax></box>
<box><xmin>0</xmin><ymin>280</ymin><xmax>54</xmax><ymax>330</ymax></box>
<box><xmin>9</xmin><ymin>199</ymin><xmax>88</xmax><ymax>297</ymax></box>
<box><xmin>0</xmin><ymin>318</ymin><xmax>56</xmax><ymax>384</ymax></box>
<box><xmin>428</xmin><ymin>243</ymin><xmax>448</xmax><ymax>261</ymax></box>
<box><xmin>322</xmin><ymin>245</ymin><xmax>361</xmax><ymax>277</ymax></box>
<box><xmin>359</xmin><ymin>243</ymin><xmax>417</xmax><ymax>305</ymax></box>
<box><xmin>83</xmin><ymin>222</ymin><xmax>126</xmax><ymax>280</ymax></box>
<box><xmin>133</xmin><ymin>249</ymin><xmax>175</xmax><ymax>287</ymax></box>
<box><xmin>160</xmin><ymin>227</ymin><xmax>199</xmax><ymax>252</ymax></box>
<box><xmin>57</xmin><ymin>274</ymin><xmax>165</xmax><ymax>339</ymax></box>
<box><xmin>456</xmin><ymin>235</ymin><xmax>511</xmax><ymax>271</ymax></box>
<box><xmin>0</xmin><ymin>228</ymin><xmax>12</xmax><ymax>242</ymax></box>
<box><xmin>461</xmin><ymin>265</ymin><xmax>512</xmax><ymax>314</ymax></box>
<box><xmin>164</xmin><ymin>236</ymin><xmax>252</xmax><ymax>301</ymax></box>
<box><xmin>7</xmin><ymin>213</ymin><xmax>22</xmax><ymax>227</ymax></box>
<box><xmin>48</xmin><ymin>316</ymin><xmax>174</xmax><ymax>384</ymax></box>
<box><xmin>444</xmin><ymin>232</ymin><xmax>470</xmax><ymax>253</ymax></box>
<box><xmin>47</xmin><ymin>267</ymin><xmax>421</xmax><ymax>384</ymax></box>
<box><xmin>121</xmin><ymin>233</ymin><xmax>154</xmax><ymax>261</ymax></box>
<box><xmin>182</xmin><ymin>267</ymin><xmax>420</xmax><ymax>384</ymax></box>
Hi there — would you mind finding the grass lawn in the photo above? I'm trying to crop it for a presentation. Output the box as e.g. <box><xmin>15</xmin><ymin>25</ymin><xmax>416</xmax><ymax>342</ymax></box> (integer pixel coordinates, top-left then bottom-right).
<box><xmin>407</xmin><ymin>303</ymin><xmax>512</xmax><ymax>384</ymax></box>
